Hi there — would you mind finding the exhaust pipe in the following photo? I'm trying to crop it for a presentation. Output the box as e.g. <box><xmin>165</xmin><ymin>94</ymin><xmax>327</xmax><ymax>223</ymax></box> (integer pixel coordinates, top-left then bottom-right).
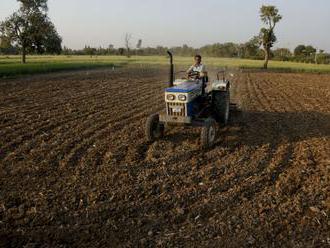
<box><xmin>167</xmin><ymin>51</ymin><xmax>174</xmax><ymax>87</ymax></box>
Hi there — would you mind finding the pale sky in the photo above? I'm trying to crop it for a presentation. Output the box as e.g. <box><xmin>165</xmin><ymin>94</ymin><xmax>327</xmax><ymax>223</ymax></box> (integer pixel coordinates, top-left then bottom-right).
<box><xmin>1</xmin><ymin>0</ymin><xmax>329</xmax><ymax>52</ymax></box>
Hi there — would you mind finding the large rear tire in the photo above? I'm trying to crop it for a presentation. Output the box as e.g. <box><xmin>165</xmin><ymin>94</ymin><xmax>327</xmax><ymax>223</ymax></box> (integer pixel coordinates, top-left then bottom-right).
<box><xmin>145</xmin><ymin>114</ymin><xmax>164</xmax><ymax>142</ymax></box>
<box><xmin>200</xmin><ymin>117</ymin><xmax>217</xmax><ymax>149</ymax></box>
<box><xmin>213</xmin><ymin>90</ymin><xmax>230</xmax><ymax>125</ymax></box>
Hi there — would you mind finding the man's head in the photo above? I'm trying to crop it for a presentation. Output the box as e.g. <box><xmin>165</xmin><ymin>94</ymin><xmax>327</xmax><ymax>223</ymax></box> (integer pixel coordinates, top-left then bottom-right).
<box><xmin>194</xmin><ymin>54</ymin><xmax>202</xmax><ymax>65</ymax></box>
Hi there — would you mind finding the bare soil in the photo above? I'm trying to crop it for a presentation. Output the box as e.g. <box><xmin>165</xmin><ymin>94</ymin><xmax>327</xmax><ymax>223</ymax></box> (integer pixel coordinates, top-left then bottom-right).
<box><xmin>0</xmin><ymin>67</ymin><xmax>329</xmax><ymax>247</ymax></box>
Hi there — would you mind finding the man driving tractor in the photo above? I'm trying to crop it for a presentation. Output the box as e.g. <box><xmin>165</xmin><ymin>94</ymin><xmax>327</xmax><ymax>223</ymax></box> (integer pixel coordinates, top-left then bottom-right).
<box><xmin>146</xmin><ymin>51</ymin><xmax>231</xmax><ymax>148</ymax></box>
<box><xmin>187</xmin><ymin>54</ymin><xmax>207</xmax><ymax>79</ymax></box>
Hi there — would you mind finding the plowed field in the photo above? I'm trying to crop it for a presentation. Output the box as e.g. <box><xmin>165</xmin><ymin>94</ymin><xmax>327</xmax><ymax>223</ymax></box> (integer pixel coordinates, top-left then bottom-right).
<box><xmin>0</xmin><ymin>67</ymin><xmax>329</xmax><ymax>247</ymax></box>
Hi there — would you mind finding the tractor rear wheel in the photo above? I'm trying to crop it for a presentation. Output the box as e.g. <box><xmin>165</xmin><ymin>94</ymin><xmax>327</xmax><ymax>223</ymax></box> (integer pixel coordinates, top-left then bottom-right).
<box><xmin>145</xmin><ymin>113</ymin><xmax>164</xmax><ymax>142</ymax></box>
<box><xmin>213</xmin><ymin>90</ymin><xmax>230</xmax><ymax>125</ymax></box>
<box><xmin>200</xmin><ymin>117</ymin><xmax>217</xmax><ymax>149</ymax></box>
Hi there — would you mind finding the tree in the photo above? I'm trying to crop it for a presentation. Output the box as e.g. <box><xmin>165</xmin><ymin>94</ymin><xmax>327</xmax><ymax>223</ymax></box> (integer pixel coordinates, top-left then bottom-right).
<box><xmin>0</xmin><ymin>0</ymin><xmax>61</xmax><ymax>63</ymax></box>
<box><xmin>135</xmin><ymin>39</ymin><xmax>143</xmax><ymax>55</ymax></box>
<box><xmin>241</xmin><ymin>36</ymin><xmax>262</xmax><ymax>59</ymax></box>
<box><xmin>136</xmin><ymin>39</ymin><xmax>142</xmax><ymax>49</ymax></box>
<box><xmin>316</xmin><ymin>52</ymin><xmax>330</xmax><ymax>65</ymax></box>
<box><xmin>259</xmin><ymin>5</ymin><xmax>282</xmax><ymax>69</ymax></box>
<box><xmin>106</xmin><ymin>44</ymin><xmax>114</xmax><ymax>55</ymax></box>
<box><xmin>124</xmin><ymin>33</ymin><xmax>132</xmax><ymax>58</ymax></box>
<box><xmin>41</xmin><ymin>22</ymin><xmax>62</xmax><ymax>54</ymax></box>
<box><xmin>294</xmin><ymin>45</ymin><xmax>306</xmax><ymax>57</ymax></box>
<box><xmin>305</xmin><ymin>46</ymin><xmax>317</xmax><ymax>57</ymax></box>
<box><xmin>62</xmin><ymin>46</ymin><xmax>72</xmax><ymax>56</ymax></box>
<box><xmin>83</xmin><ymin>45</ymin><xmax>96</xmax><ymax>57</ymax></box>
<box><xmin>0</xmin><ymin>35</ymin><xmax>17</xmax><ymax>54</ymax></box>
<box><xmin>273</xmin><ymin>48</ymin><xmax>292</xmax><ymax>61</ymax></box>
<box><xmin>118</xmin><ymin>47</ymin><xmax>125</xmax><ymax>56</ymax></box>
<box><xmin>294</xmin><ymin>45</ymin><xmax>317</xmax><ymax>63</ymax></box>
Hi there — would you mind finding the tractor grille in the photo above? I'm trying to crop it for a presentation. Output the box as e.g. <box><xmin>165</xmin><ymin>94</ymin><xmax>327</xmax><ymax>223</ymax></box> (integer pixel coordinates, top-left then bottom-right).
<box><xmin>167</xmin><ymin>102</ymin><xmax>186</xmax><ymax>117</ymax></box>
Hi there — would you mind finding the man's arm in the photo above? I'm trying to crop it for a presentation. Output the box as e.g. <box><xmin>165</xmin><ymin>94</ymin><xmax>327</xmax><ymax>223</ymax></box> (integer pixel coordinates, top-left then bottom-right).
<box><xmin>186</xmin><ymin>65</ymin><xmax>194</xmax><ymax>73</ymax></box>
<box><xmin>200</xmin><ymin>65</ymin><xmax>207</xmax><ymax>77</ymax></box>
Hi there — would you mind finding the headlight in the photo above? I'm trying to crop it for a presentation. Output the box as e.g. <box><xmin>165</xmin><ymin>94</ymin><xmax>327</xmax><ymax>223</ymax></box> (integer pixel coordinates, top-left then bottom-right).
<box><xmin>166</xmin><ymin>94</ymin><xmax>175</xmax><ymax>101</ymax></box>
<box><xmin>178</xmin><ymin>94</ymin><xmax>187</xmax><ymax>101</ymax></box>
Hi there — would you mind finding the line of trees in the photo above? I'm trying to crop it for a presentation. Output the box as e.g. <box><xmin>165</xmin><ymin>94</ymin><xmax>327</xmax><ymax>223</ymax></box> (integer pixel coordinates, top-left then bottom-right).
<box><xmin>1</xmin><ymin>3</ymin><xmax>330</xmax><ymax>65</ymax></box>
<box><xmin>54</xmin><ymin>42</ymin><xmax>330</xmax><ymax>65</ymax></box>
<box><xmin>2</xmin><ymin>36</ymin><xmax>329</xmax><ymax>65</ymax></box>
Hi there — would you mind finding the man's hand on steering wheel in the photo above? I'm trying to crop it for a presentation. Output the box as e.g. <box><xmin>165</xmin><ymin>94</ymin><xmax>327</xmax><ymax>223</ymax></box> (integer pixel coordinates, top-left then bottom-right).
<box><xmin>188</xmin><ymin>71</ymin><xmax>200</xmax><ymax>79</ymax></box>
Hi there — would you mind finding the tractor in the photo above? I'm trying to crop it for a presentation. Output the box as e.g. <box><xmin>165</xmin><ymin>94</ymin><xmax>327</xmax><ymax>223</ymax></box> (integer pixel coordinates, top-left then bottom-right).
<box><xmin>145</xmin><ymin>51</ymin><xmax>231</xmax><ymax>149</ymax></box>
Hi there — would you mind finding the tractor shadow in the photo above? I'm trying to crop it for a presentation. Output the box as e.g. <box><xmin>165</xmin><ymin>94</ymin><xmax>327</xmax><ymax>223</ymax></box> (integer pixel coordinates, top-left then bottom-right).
<box><xmin>157</xmin><ymin>102</ymin><xmax>330</xmax><ymax>150</ymax></box>
<box><xmin>222</xmin><ymin>108</ymin><xmax>330</xmax><ymax>148</ymax></box>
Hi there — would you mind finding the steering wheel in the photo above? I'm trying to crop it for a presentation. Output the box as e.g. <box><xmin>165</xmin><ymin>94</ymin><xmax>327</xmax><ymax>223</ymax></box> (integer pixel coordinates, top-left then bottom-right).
<box><xmin>188</xmin><ymin>71</ymin><xmax>200</xmax><ymax>79</ymax></box>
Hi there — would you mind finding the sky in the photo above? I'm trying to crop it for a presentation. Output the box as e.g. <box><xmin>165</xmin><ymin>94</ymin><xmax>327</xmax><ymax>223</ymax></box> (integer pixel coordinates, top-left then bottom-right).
<box><xmin>1</xmin><ymin>0</ymin><xmax>330</xmax><ymax>52</ymax></box>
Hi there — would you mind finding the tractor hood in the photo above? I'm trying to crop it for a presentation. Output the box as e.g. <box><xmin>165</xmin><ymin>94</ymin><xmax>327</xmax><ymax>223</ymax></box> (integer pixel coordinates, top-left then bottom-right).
<box><xmin>166</xmin><ymin>81</ymin><xmax>202</xmax><ymax>93</ymax></box>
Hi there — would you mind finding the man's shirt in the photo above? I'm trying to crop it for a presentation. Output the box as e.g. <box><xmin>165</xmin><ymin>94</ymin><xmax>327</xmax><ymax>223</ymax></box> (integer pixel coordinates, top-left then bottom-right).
<box><xmin>187</xmin><ymin>63</ymin><xmax>206</xmax><ymax>73</ymax></box>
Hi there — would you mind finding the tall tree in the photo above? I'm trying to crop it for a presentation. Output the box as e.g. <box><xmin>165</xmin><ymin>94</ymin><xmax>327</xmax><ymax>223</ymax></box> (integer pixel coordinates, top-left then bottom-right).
<box><xmin>259</xmin><ymin>5</ymin><xmax>282</xmax><ymax>69</ymax></box>
<box><xmin>0</xmin><ymin>0</ymin><xmax>62</xmax><ymax>63</ymax></box>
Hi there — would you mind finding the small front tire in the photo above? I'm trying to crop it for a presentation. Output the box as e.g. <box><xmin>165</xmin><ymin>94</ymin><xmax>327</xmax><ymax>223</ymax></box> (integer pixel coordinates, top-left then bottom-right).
<box><xmin>145</xmin><ymin>114</ymin><xmax>164</xmax><ymax>142</ymax></box>
<box><xmin>200</xmin><ymin>117</ymin><xmax>217</xmax><ymax>149</ymax></box>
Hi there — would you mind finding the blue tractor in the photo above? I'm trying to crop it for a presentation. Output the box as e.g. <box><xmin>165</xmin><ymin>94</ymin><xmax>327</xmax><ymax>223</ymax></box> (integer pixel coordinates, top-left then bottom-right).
<box><xmin>145</xmin><ymin>51</ymin><xmax>231</xmax><ymax>149</ymax></box>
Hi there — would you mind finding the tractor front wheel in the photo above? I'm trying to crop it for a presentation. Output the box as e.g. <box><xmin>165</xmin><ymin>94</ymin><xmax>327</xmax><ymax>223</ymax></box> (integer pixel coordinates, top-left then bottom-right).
<box><xmin>200</xmin><ymin>117</ymin><xmax>217</xmax><ymax>149</ymax></box>
<box><xmin>145</xmin><ymin>113</ymin><xmax>164</xmax><ymax>142</ymax></box>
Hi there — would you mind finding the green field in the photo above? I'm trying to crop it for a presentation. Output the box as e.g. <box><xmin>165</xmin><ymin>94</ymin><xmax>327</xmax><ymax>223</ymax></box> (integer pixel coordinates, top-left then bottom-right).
<box><xmin>1</xmin><ymin>55</ymin><xmax>330</xmax><ymax>77</ymax></box>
